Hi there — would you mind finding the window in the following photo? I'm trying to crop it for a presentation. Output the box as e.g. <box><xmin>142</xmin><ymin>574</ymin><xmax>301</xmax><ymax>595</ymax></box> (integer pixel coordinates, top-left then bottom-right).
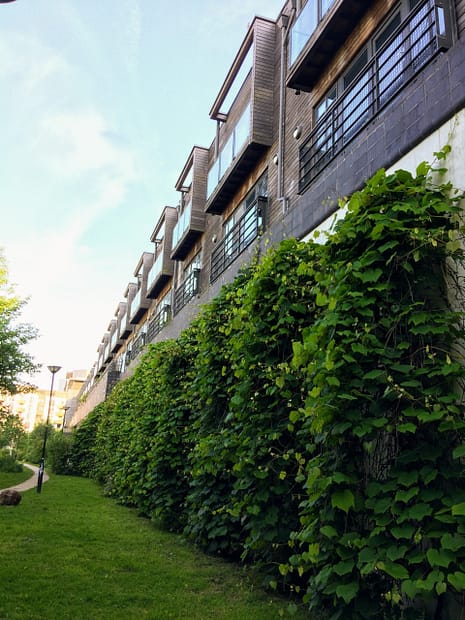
<box><xmin>299</xmin><ymin>0</ymin><xmax>450</xmax><ymax>192</ymax></box>
<box><xmin>210</xmin><ymin>174</ymin><xmax>267</xmax><ymax>282</ymax></box>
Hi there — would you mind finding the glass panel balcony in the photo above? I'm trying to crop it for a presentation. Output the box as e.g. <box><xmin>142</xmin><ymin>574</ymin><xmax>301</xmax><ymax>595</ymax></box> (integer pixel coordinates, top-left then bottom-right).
<box><xmin>130</xmin><ymin>288</ymin><xmax>141</xmax><ymax>320</ymax></box>
<box><xmin>146</xmin><ymin>251</ymin><xmax>164</xmax><ymax>292</ymax></box>
<box><xmin>207</xmin><ymin>104</ymin><xmax>251</xmax><ymax>200</ymax></box>
<box><xmin>287</xmin><ymin>0</ymin><xmax>368</xmax><ymax>92</ymax></box>
<box><xmin>110</xmin><ymin>330</ymin><xmax>118</xmax><ymax>352</ymax></box>
<box><xmin>172</xmin><ymin>201</ymin><xmax>192</xmax><ymax>249</ymax></box>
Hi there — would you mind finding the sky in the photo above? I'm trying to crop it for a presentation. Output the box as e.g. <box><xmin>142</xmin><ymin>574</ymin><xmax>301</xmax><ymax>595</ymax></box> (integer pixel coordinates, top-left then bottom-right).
<box><xmin>1</xmin><ymin>0</ymin><xmax>285</xmax><ymax>390</ymax></box>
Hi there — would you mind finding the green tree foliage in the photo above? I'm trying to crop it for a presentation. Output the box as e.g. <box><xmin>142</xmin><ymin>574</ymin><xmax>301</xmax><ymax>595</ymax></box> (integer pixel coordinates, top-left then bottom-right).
<box><xmin>70</xmin><ymin>152</ymin><xmax>465</xmax><ymax>617</ymax></box>
<box><xmin>0</xmin><ymin>249</ymin><xmax>39</xmax><ymax>393</ymax></box>
<box><xmin>22</xmin><ymin>423</ymin><xmax>56</xmax><ymax>464</ymax></box>
<box><xmin>0</xmin><ymin>406</ymin><xmax>25</xmax><ymax>456</ymax></box>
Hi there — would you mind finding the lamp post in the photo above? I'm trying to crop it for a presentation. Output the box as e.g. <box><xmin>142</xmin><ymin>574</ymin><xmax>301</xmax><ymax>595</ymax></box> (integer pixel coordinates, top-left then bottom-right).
<box><xmin>37</xmin><ymin>365</ymin><xmax>61</xmax><ymax>493</ymax></box>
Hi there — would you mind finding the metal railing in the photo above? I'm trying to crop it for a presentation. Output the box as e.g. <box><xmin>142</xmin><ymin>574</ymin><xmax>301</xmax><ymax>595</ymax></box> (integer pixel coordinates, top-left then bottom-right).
<box><xmin>210</xmin><ymin>196</ymin><xmax>266</xmax><ymax>283</ymax></box>
<box><xmin>147</xmin><ymin>305</ymin><xmax>171</xmax><ymax>342</ymax></box>
<box><xmin>299</xmin><ymin>0</ymin><xmax>446</xmax><ymax>192</ymax></box>
<box><xmin>173</xmin><ymin>269</ymin><xmax>200</xmax><ymax>315</ymax></box>
<box><xmin>130</xmin><ymin>332</ymin><xmax>146</xmax><ymax>361</ymax></box>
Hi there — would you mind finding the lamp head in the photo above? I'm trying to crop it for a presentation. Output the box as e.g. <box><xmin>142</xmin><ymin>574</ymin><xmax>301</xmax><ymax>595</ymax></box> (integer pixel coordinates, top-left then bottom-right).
<box><xmin>47</xmin><ymin>365</ymin><xmax>61</xmax><ymax>375</ymax></box>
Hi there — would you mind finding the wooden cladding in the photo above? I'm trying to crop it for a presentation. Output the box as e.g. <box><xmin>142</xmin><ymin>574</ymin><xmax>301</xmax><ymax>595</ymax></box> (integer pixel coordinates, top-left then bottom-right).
<box><xmin>171</xmin><ymin>147</ymin><xmax>209</xmax><ymax>260</ymax></box>
<box><xmin>205</xmin><ymin>17</ymin><xmax>276</xmax><ymax>215</ymax></box>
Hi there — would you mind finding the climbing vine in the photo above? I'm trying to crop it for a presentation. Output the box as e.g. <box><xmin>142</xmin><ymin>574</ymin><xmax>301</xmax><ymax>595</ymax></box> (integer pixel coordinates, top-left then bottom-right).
<box><xmin>71</xmin><ymin>150</ymin><xmax>465</xmax><ymax>617</ymax></box>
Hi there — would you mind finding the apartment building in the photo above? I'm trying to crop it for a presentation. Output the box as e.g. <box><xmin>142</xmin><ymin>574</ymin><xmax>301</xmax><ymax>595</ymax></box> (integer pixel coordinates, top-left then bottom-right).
<box><xmin>70</xmin><ymin>0</ymin><xmax>465</xmax><ymax>427</ymax></box>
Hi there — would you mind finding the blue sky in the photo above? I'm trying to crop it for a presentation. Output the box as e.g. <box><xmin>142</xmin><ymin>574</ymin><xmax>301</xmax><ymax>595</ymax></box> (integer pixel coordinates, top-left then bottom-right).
<box><xmin>1</xmin><ymin>0</ymin><xmax>284</xmax><ymax>389</ymax></box>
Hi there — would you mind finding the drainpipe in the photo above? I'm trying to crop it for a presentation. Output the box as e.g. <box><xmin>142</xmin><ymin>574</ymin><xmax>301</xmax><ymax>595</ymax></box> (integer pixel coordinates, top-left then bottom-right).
<box><xmin>277</xmin><ymin>10</ymin><xmax>293</xmax><ymax>215</ymax></box>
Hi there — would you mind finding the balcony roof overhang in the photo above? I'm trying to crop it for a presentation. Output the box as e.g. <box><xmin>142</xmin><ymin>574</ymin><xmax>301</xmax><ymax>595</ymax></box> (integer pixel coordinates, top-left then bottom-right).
<box><xmin>286</xmin><ymin>0</ymin><xmax>369</xmax><ymax>92</ymax></box>
<box><xmin>129</xmin><ymin>302</ymin><xmax>150</xmax><ymax>325</ymax></box>
<box><xmin>146</xmin><ymin>273</ymin><xmax>172</xmax><ymax>299</ymax></box>
<box><xmin>205</xmin><ymin>141</ymin><xmax>268</xmax><ymax>215</ymax></box>
<box><xmin>170</xmin><ymin>228</ymin><xmax>203</xmax><ymax>261</ymax></box>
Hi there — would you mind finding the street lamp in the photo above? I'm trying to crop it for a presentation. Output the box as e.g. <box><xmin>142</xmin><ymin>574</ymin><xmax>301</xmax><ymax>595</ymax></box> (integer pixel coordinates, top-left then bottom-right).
<box><xmin>36</xmin><ymin>365</ymin><xmax>61</xmax><ymax>493</ymax></box>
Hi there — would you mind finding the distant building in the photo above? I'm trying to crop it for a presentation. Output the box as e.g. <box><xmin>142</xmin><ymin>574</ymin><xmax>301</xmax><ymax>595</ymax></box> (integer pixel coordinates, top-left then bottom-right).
<box><xmin>3</xmin><ymin>369</ymin><xmax>87</xmax><ymax>432</ymax></box>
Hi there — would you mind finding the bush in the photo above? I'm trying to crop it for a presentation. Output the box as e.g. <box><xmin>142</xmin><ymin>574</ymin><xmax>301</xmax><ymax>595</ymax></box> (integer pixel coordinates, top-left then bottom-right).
<box><xmin>47</xmin><ymin>433</ymin><xmax>77</xmax><ymax>475</ymax></box>
<box><xmin>0</xmin><ymin>449</ymin><xmax>23</xmax><ymax>473</ymax></box>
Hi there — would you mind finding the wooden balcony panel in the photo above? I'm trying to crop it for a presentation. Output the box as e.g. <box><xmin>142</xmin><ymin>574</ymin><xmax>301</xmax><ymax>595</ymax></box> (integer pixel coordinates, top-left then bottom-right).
<box><xmin>205</xmin><ymin>18</ymin><xmax>275</xmax><ymax>216</ymax></box>
<box><xmin>171</xmin><ymin>147</ymin><xmax>209</xmax><ymax>260</ymax></box>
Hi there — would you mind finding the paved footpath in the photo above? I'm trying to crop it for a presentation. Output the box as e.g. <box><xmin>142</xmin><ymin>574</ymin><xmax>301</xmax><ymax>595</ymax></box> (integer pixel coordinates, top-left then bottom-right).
<box><xmin>0</xmin><ymin>463</ymin><xmax>49</xmax><ymax>493</ymax></box>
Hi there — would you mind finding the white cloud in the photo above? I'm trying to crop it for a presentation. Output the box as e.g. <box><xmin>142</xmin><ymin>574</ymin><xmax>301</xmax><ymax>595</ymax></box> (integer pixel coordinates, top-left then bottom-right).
<box><xmin>37</xmin><ymin>110</ymin><xmax>136</xmax><ymax>179</ymax></box>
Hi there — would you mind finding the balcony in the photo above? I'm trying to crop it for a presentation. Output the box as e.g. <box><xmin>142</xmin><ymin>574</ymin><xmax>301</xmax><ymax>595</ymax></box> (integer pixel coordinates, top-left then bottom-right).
<box><xmin>110</xmin><ymin>326</ymin><xmax>122</xmax><ymax>354</ymax></box>
<box><xmin>210</xmin><ymin>197</ymin><xmax>266</xmax><ymax>283</ymax></box>
<box><xmin>103</xmin><ymin>333</ymin><xmax>113</xmax><ymax>364</ymax></box>
<box><xmin>110</xmin><ymin>304</ymin><xmax>127</xmax><ymax>353</ymax></box>
<box><xmin>173</xmin><ymin>269</ymin><xmax>200</xmax><ymax>315</ymax></box>
<box><xmin>129</xmin><ymin>286</ymin><xmax>150</xmax><ymax>324</ymax></box>
<box><xmin>129</xmin><ymin>252</ymin><xmax>153</xmax><ymax>324</ymax></box>
<box><xmin>147</xmin><ymin>206</ymin><xmax>177</xmax><ymax>296</ymax></box>
<box><xmin>205</xmin><ymin>17</ymin><xmax>275</xmax><ymax>215</ymax></box>
<box><xmin>298</xmin><ymin>0</ymin><xmax>449</xmax><ymax>192</ymax></box>
<box><xmin>171</xmin><ymin>147</ymin><xmax>209</xmax><ymax>261</ymax></box>
<box><xmin>287</xmin><ymin>0</ymin><xmax>369</xmax><ymax>92</ymax></box>
<box><xmin>130</xmin><ymin>330</ymin><xmax>147</xmax><ymax>361</ymax></box>
<box><xmin>147</xmin><ymin>304</ymin><xmax>171</xmax><ymax>342</ymax></box>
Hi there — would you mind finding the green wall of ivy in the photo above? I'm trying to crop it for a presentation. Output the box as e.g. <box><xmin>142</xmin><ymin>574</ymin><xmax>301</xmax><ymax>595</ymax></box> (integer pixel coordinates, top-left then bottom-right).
<box><xmin>72</xmin><ymin>153</ymin><xmax>465</xmax><ymax>618</ymax></box>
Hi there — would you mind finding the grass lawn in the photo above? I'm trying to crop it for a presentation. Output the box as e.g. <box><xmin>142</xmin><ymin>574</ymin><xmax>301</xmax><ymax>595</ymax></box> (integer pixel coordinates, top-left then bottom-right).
<box><xmin>0</xmin><ymin>466</ymin><xmax>32</xmax><ymax>489</ymax></box>
<box><xmin>0</xmin><ymin>475</ymin><xmax>308</xmax><ymax>619</ymax></box>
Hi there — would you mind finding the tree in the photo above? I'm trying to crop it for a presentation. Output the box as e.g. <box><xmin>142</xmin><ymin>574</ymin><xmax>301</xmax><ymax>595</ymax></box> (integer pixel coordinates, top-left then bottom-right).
<box><xmin>0</xmin><ymin>405</ymin><xmax>25</xmax><ymax>456</ymax></box>
<box><xmin>0</xmin><ymin>249</ymin><xmax>39</xmax><ymax>393</ymax></box>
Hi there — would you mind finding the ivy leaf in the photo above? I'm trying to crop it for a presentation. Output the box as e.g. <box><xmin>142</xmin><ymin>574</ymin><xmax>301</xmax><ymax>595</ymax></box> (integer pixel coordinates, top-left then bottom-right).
<box><xmin>320</xmin><ymin>525</ymin><xmax>338</xmax><ymax>538</ymax></box>
<box><xmin>441</xmin><ymin>533</ymin><xmax>465</xmax><ymax>552</ymax></box>
<box><xmin>386</xmin><ymin>545</ymin><xmax>408</xmax><ymax>561</ymax></box>
<box><xmin>451</xmin><ymin>502</ymin><xmax>465</xmax><ymax>516</ymax></box>
<box><xmin>395</xmin><ymin>487</ymin><xmax>419</xmax><ymax>503</ymax></box>
<box><xmin>426</xmin><ymin>548</ymin><xmax>454</xmax><ymax>569</ymax></box>
<box><xmin>408</xmin><ymin>503</ymin><xmax>432</xmax><ymax>521</ymax></box>
<box><xmin>448</xmin><ymin>572</ymin><xmax>465</xmax><ymax>590</ymax></box>
<box><xmin>452</xmin><ymin>445</ymin><xmax>465</xmax><ymax>459</ymax></box>
<box><xmin>333</xmin><ymin>559</ymin><xmax>355</xmax><ymax>575</ymax></box>
<box><xmin>377</xmin><ymin>560</ymin><xmax>409</xmax><ymax>580</ymax></box>
<box><xmin>335</xmin><ymin>582</ymin><xmax>359</xmax><ymax>604</ymax></box>
<box><xmin>391</xmin><ymin>525</ymin><xmax>415</xmax><ymax>540</ymax></box>
<box><xmin>397</xmin><ymin>471</ymin><xmax>419</xmax><ymax>487</ymax></box>
<box><xmin>402</xmin><ymin>579</ymin><xmax>419</xmax><ymax>599</ymax></box>
<box><xmin>397</xmin><ymin>423</ymin><xmax>417</xmax><ymax>434</ymax></box>
<box><xmin>355</xmin><ymin>268</ymin><xmax>383</xmax><ymax>283</ymax></box>
<box><xmin>363</xmin><ymin>369</ymin><xmax>385</xmax><ymax>380</ymax></box>
<box><xmin>331</xmin><ymin>489</ymin><xmax>355</xmax><ymax>513</ymax></box>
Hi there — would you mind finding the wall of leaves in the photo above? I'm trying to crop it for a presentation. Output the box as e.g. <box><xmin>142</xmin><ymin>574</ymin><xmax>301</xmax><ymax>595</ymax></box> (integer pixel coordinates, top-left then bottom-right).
<box><xmin>71</xmin><ymin>152</ymin><xmax>465</xmax><ymax>618</ymax></box>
